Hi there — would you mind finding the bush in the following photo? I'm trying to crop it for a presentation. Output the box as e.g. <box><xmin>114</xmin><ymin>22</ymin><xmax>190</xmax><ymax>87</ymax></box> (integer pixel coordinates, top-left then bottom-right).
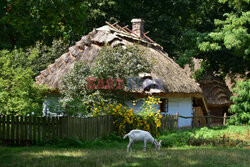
<box><xmin>228</xmin><ymin>80</ymin><xmax>250</xmax><ymax>125</ymax></box>
<box><xmin>159</xmin><ymin>130</ymin><xmax>193</xmax><ymax>147</ymax></box>
<box><xmin>159</xmin><ymin>126</ymin><xmax>249</xmax><ymax>147</ymax></box>
<box><xmin>92</xmin><ymin>96</ymin><xmax>163</xmax><ymax>137</ymax></box>
<box><xmin>0</xmin><ymin>49</ymin><xmax>46</xmax><ymax>116</ymax></box>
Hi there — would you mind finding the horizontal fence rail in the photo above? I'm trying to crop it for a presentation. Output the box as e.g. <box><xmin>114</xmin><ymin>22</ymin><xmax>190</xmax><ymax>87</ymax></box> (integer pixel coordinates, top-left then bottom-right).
<box><xmin>178</xmin><ymin>114</ymin><xmax>235</xmax><ymax>119</ymax></box>
<box><xmin>178</xmin><ymin>113</ymin><xmax>234</xmax><ymax>127</ymax></box>
<box><xmin>0</xmin><ymin>115</ymin><xmax>113</xmax><ymax>145</ymax></box>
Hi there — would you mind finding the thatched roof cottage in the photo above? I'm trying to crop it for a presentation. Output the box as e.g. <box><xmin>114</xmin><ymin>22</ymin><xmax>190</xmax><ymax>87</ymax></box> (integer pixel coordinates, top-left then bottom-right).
<box><xmin>199</xmin><ymin>75</ymin><xmax>232</xmax><ymax>125</ymax></box>
<box><xmin>36</xmin><ymin>19</ymin><xmax>208</xmax><ymax>128</ymax></box>
<box><xmin>184</xmin><ymin>59</ymin><xmax>232</xmax><ymax>125</ymax></box>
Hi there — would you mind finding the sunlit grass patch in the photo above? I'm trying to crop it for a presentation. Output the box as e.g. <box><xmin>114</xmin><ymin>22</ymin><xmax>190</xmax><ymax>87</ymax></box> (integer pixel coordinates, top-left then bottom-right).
<box><xmin>23</xmin><ymin>150</ymin><xmax>88</xmax><ymax>158</ymax></box>
<box><xmin>0</xmin><ymin>146</ymin><xmax>249</xmax><ymax>167</ymax></box>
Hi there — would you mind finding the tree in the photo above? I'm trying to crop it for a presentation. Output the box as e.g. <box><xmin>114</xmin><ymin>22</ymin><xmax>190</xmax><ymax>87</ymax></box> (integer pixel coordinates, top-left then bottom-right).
<box><xmin>26</xmin><ymin>39</ymin><xmax>69</xmax><ymax>77</ymax></box>
<box><xmin>228</xmin><ymin>80</ymin><xmax>250</xmax><ymax>125</ymax></box>
<box><xmin>0</xmin><ymin>0</ymin><xmax>87</xmax><ymax>49</ymax></box>
<box><xmin>198</xmin><ymin>0</ymin><xmax>250</xmax><ymax>75</ymax></box>
<box><xmin>60</xmin><ymin>45</ymin><xmax>151</xmax><ymax>112</ymax></box>
<box><xmin>83</xmin><ymin>0</ymin><xmax>217</xmax><ymax>64</ymax></box>
<box><xmin>0</xmin><ymin>49</ymin><xmax>45</xmax><ymax>116</ymax></box>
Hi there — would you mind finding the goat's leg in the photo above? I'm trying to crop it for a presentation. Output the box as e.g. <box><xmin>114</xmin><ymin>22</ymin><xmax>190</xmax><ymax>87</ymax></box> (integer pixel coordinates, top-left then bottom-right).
<box><xmin>130</xmin><ymin>142</ymin><xmax>134</xmax><ymax>152</ymax></box>
<box><xmin>127</xmin><ymin>140</ymin><xmax>133</xmax><ymax>153</ymax></box>
<box><xmin>143</xmin><ymin>140</ymin><xmax>147</xmax><ymax>152</ymax></box>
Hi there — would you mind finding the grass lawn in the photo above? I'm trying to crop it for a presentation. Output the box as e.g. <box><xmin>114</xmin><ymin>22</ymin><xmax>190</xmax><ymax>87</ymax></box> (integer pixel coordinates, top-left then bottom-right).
<box><xmin>0</xmin><ymin>145</ymin><xmax>249</xmax><ymax>167</ymax></box>
<box><xmin>0</xmin><ymin>126</ymin><xmax>249</xmax><ymax>167</ymax></box>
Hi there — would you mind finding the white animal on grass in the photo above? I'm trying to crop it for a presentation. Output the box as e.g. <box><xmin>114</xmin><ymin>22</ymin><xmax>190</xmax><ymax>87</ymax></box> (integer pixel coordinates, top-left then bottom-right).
<box><xmin>123</xmin><ymin>129</ymin><xmax>162</xmax><ymax>152</ymax></box>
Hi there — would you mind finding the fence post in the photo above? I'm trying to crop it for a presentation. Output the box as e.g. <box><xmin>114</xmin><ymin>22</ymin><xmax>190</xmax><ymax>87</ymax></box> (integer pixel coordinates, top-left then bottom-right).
<box><xmin>42</xmin><ymin>117</ymin><xmax>46</xmax><ymax>141</ymax></box>
<box><xmin>11</xmin><ymin>115</ymin><xmax>15</xmax><ymax>145</ymax></box>
<box><xmin>207</xmin><ymin>111</ymin><xmax>210</xmax><ymax>127</ymax></box>
<box><xmin>16</xmin><ymin>116</ymin><xmax>19</xmax><ymax>145</ymax></box>
<box><xmin>223</xmin><ymin>112</ymin><xmax>227</xmax><ymax>125</ymax></box>
<box><xmin>61</xmin><ymin>116</ymin><xmax>69</xmax><ymax>139</ymax></box>
<box><xmin>175</xmin><ymin>112</ymin><xmax>179</xmax><ymax>129</ymax></box>
<box><xmin>24</xmin><ymin>117</ymin><xmax>28</xmax><ymax>145</ymax></box>
<box><xmin>32</xmin><ymin>116</ymin><xmax>36</xmax><ymax>145</ymax></box>
<box><xmin>192</xmin><ymin>109</ymin><xmax>195</xmax><ymax>128</ymax></box>
<box><xmin>29</xmin><ymin>116</ymin><xmax>32</xmax><ymax>143</ymax></box>
<box><xmin>0</xmin><ymin>115</ymin><xmax>2</xmax><ymax>141</ymax></box>
<box><xmin>6</xmin><ymin>115</ymin><xmax>10</xmax><ymax>145</ymax></box>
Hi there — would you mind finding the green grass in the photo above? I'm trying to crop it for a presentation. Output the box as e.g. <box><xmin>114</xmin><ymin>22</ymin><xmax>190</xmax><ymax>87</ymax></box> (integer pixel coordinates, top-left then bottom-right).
<box><xmin>0</xmin><ymin>146</ymin><xmax>249</xmax><ymax>167</ymax></box>
<box><xmin>159</xmin><ymin>125</ymin><xmax>250</xmax><ymax>147</ymax></box>
<box><xmin>0</xmin><ymin>125</ymin><xmax>249</xmax><ymax>167</ymax></box>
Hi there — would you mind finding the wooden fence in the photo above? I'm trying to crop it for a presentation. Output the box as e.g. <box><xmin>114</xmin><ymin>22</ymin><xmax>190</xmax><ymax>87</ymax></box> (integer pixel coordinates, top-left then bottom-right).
<box><xmin>0</xmin><ymin>114</ymin><xmax>178</xmax><ymax>145</ymax></box>
<box><xmin>0</xmin><ymin>115</ymin><xmax>113</xmax><ymax>145</ymax></box>
<box><xmin>159</xmin><ymin>114</ymin><xmax>179</xmax><ymax>131</ymax></box>
<box><xmin>179</xmin><ymin>113</ymin><xmax>234</xmax><ymax>128</ymax></box>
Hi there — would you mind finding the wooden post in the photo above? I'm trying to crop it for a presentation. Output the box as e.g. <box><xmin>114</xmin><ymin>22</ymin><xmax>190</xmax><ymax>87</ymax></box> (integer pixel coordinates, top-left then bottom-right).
<box><xmin>175</xmin><ymin>112</ymin><xmax>179</xmax><ymax>129</ymax></box>
<box><xmin>6</xmin><ymin>115</ymin><xmax>10</xmax><ymax>145</ymax></box>
<box><xmin>20</xmin><ymin>116</ymin><xmax>24</xmax><ymax>145</ymax></box>
<box><xmin>24</xmin><ymin>117</ymin><xmax>28</xmax><ymax>145</ymax></box>
<box><xmin>59</xmin><ymin>117</ymin><xmax>63</xmax><ymax>139</ymax></box>
<box><xmin>84</xmin><ymin>117</ymin><xmax>87</xmax><ymax>141</ymax></box>
<box><xmin>207</xmin><ymin>111</ymin><xmax>210</xmax><ymax>127</ymax></box>
<box><xmin>0</xmin><ymin>115</ymin><xmax>2</xmax><ymax>142</ymax></box>
<box><xmin>50</xmin><ymin>117</ymin><xmax>56</xmax><ymax>140</ymax></box>
<box><xmin>37</xmin><ymin>117</ymin><xmax>41</xmax><ymax>144</ymax></box>
<box><xmin>11</xmin><ymin>116</ymin><xmax>15</xmax><ymax>145</ymax></box>
<box><xmin>56</xmin><ymin>116</ymin><xmax>59</xmax><ymax>138</ymax></box>
<box><xmin>223</xmin><ymin>112</ymin><xmax>227</xmax><ymax>125</ymax></box>
<box><xmin>2</xmin><ymin>115</ymin><xmax>6</xmax><ymax>141</ymax></box>
<box><xmin>42</xmin><ymin>117</ymin><xmax>46</xmax><ymax>141</ymax></box>
<box><xmin>32</xmin><ymin>117</ymin><xmax>36</xmax><ymax>144</ymax></box>
<box><xmin>47</xmin><ymin>117</ymin><xmax>50</xmax><ymax>140</ymax></box>
<box><xmin>29</xmin><ymin>116</ymin><xmax>32</xmax><ymax>143</ymax></box>
<box><xmin>192</xmin><ymin>109</ymin><xmax>195</xmax><ymax>128</ymax></box>
<box><xmin>15</xmin><ymin>116</ymin><xmax>19</xmax><ymax>145</ymax></box>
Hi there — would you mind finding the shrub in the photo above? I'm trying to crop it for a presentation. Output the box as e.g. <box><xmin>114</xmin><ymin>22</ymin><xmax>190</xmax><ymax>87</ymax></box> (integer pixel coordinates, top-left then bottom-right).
<box><xmin>92</xmin><ymin>96</ymin><xmax>162</xmax><ymax>137</ymax></box>
<box><xmin>228</xmin><ymin>80</ymin><xmax>250</xmax><ymax>125</ymax></box>
<box><xmin>0</xmin><ymin>49</ymin><xmax>46</xmax><ymax>116</ymax></box>
<box><xmin>159</xmin><ymin>126</ymin><xmax>249</xmax><ymax>147</ymax></box>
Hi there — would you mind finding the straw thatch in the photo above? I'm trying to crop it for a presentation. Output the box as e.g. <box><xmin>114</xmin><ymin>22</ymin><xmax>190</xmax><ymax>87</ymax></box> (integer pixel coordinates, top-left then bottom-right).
<box><xmin>35</xmin><ymin>24</ymin><xmax>202</xmax><ymax>95</ymax></box>
<box><xmin>184</xmin><ymin>59</ymin><xmax>232</xmax><ymax>107</ymax></box>
<box><xmin>199</xmin><ymin>77</ymin><xmax>232</xmax><ymax>107</ymax></box>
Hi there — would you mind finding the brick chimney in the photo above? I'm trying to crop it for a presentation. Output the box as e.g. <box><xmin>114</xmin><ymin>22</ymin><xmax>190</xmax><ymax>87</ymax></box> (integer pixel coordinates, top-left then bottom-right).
<box><xmin>131</xmin><ymin>19</ymin><xmax>144</xmax><ymax>38</ymax></box>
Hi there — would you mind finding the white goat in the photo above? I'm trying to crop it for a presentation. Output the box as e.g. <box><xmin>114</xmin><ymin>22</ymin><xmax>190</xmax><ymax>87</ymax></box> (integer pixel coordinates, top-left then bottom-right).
<box><xmin>123</xmin><ymin>129</ymin><xmax>162</xmax><ymax>152</ymax></box>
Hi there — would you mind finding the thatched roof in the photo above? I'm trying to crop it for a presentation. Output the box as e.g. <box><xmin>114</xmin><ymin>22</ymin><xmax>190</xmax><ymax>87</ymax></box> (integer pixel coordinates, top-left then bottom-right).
<box><xmin>199</xmin><ymin>76</ymin><xmax>232</xmax><ymax>107</ymax></box>
<box><xmin>35</xmin><ymin>23</ymin><xmax>202</xmax><ymax>96</ymax></box>
<box><xmin>184</xmin><ymin>59</ymin><xmax>232</xmax><ymax>106</ymax></box>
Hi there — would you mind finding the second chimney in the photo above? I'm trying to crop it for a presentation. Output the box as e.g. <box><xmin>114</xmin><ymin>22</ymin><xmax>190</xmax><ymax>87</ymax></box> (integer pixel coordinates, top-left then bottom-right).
<box><xmin>131</xmin><ymin>19</ymin><xmax>144</xmax><ymax>38</ymax></box>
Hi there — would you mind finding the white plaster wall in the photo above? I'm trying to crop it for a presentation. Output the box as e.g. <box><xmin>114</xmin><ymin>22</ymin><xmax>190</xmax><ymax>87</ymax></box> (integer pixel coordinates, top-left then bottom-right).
<box><xmin>167</xmin><ymin>97</ymin><xmax>193</xmax><ymax>128</ymax></box>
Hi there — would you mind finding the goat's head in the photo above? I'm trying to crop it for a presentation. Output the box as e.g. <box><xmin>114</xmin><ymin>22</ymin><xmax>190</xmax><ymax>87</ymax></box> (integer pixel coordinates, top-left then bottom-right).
<box><xmin>155</xmin><ymin>140</ymin><xmax>162</xmax><ymax>151</ymax></box>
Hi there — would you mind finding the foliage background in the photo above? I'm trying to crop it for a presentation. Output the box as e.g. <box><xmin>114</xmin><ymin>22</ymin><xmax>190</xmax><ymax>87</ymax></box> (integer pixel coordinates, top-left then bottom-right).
<box><xmin>0</xmin><ymin>0</ymin><xmax>249</xmax><ymax>117</ymax></box>
<box><xmin>228</xmin><ymin>80</ymin><xmax>250</xmax><ymax>125</ymax></box>
<box><xmin>0</xmin><ymin>49</ymin><xmax>46</xmax><ymax>116</ymax></box>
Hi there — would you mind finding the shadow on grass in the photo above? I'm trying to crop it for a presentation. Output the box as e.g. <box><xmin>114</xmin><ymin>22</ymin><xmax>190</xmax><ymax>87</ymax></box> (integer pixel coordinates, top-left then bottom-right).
<box><xmin>0</xmin><ymin>146</ymin><xmax>249</xmax><ymax>167</ymax></box>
